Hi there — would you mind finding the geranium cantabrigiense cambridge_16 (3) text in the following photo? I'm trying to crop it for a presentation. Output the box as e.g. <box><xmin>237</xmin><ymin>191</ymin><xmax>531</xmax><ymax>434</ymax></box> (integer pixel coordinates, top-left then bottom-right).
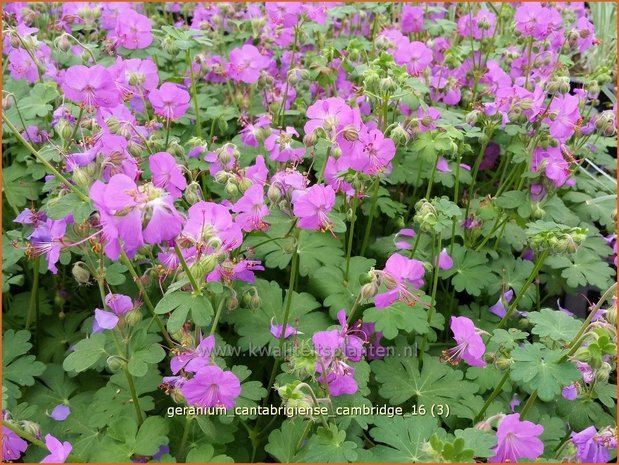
<box><xmin>1</xmin><ymin>2</ymin><xmax>617</xmax><ymax>463</ymax></box>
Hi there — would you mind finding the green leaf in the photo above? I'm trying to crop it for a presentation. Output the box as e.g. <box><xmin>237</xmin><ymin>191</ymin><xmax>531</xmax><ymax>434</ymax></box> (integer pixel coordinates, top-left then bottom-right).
<box><xmin>309</xmin><ymin>257</ymin><xmax>375</xmax><ymax>314</ymax></box>
<box><xmin>62</xmin><ymin>333</ymin><xmax>107</xmax><ymax>373</ymax></box>
<box><xmin>3</xmin><ymin>164</ymin><xmax>41</xmax><ymax>208</ymax></box>
<box><xmin>443</xmin><ymin>245</ymin><xmax>493</xmax><ymax>296</ymax></box>
<box><xmin>510</xmin><ymin>343</ymin><xmax>581</xmax><ymax>401</ymax></box>
<box><xmin>105</xmin><ymin>262</ymin><xmax>128</xmax><ymax>286</ymax></box>
<box><xmin>154</xmin><ymin>291</ymin><xmax>213</xmax><ymax>333</ymax></box>
<box><xmin>134</xmin><ymin>417</ymin><xmax>169</xmax><ymax>456</ymax></box>
<box><xmin>127</xmin><ymin>330</ymin><xmax>166</xmax><ymax>378</ymax></box>
<box><xmin>228</xmin><ymin>279</ymin><xmax>327</xmax><ymax>350</ymax></box>
<box><xmin>2</xmin><ymin>330</ymin><xmax>46</xmax><ymax>406</ymax></box>
<box><xmin>44</xmin><ymin>193</ymin><xmax>93</xmax><ymax>224</ymax></box>
<box><xmin>230</xmin><ymin>365</ymin><xmax>268</xmax><ymax>419</ymax></box>
<box><xmin>363</xmin><ymin>299</ymin><xmax>431</xmax><ymax>340</ymax></box>
<box><xmin>547</xmin><ymin>247</ymin><xmax>615</xmax><ymax>290</ymax></box>
<box><xmin>454</xmin><ymin>428</ymin><xmax>497</xmax><ymax>459</ymax></box>
<box><xmin>18</xmin><ymin>82</ymin><xmax>59</xmax><ymax>119</ymax></box>
<box><xmin>496</xmin><ymin>190</ymin><xmax>527</xmax><ymax>209</ymax></box>
<box><xmin>186</xmin><ymin>445</ymin><xmax>234</xmax><ymax>463</ymax></box>
<box><xmin>368</xmin><ymin>415</ymin><xmax>439</xmax><ymax>462</ymax></box>
<box><xmin>265</xmin><ymin>419</ymin><xmax>307</xmax><ymax>462</ymax></box>
<box><xmin>529</xmin><ymin>308</ymin><xmax>581</xmax><ymax>342</ymax></box>
<box><xmin>299</xmin><ymin>424</ymin><xmax>358</xmax><ymax>463</ymax></box>
<box><xmin>372</xmin><ymin>357</ymin><xmax>481</xmax><ymax>419</ymax></box>
<box><xmin>296</xmin><ymin>230</ymin><xmax>344</xmax><ymax>277</ymax></box>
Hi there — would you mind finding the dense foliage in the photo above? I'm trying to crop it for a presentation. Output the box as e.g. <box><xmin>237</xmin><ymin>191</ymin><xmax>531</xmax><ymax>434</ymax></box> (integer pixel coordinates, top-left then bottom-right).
<box><xmin>2</xmin><ymin>2</ymin><xmax>617</xmax><ymax>463</ymax></box>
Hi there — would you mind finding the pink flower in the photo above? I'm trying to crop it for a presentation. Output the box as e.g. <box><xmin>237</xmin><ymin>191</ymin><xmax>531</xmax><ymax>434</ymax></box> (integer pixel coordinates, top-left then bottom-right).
<box><xmin>401</xmin><ymin>6</ymin><xmax>424</xmax><ymax>33</ymax></box>
<box><xmin>41</xmin><ymin>434</ymin><xmax>72</xmax><ymax>463</ymax></box>
<box><xmin>375</xmin><ymin>253</ymin><xmax>426</xmax><ymax>309</ymax></box>
<box><xmin>228</xmin><ymin>44</ymin><xmax>270</xmax><ymax>84</ymax></box>
<box><xmin>115</xmin><ymin>9</ymin><xmax>152</xmax><ymax>49</ymax></box>
<box><xmin>148</xmin><ymin>82</ymin><xmax>190</xmax><ymax>120</ymax></box>
<box><xmin>532</xmin><ymin>146</ymin><xmax>575</xmax><ymax>188</ymax></box>
<box><xmin>171</xmin><ymin>334</ymin><xmax>215</xmax><ymax>374</ymax></box>
<box><xmin>62</xmin><ymin>65</ymin><xmax>121</xmax><ymax>108</ymax></box>
<box><xmin>232</xmin><ymin>184</ymin><xmax>269</xmax><ymax>232</ymax></box>
<box><xmin>2</xmin><ymin>426</ymin><xmax>28</xmax><ymax>461</ymax></box>
<box><xmin>182</xmin><ymin>201</ymin><xmax>243</xmax><ymax>251</ymax></box>
<box><xmin>394</xmin><ymin>40</ymin><xmax>433</xmax><ymax>76</ymax></box>
<box><xmin>437</xmin><ymin>248</ymin><xmax>453</xmax><ymax>270</ymax></box>
<box><xmin>270</xmin><ymin>322</ymin><xmax>298</xmax><ymax>339</ymax></box>
<box><xmin>348</xmin><ymin>127</ymin><xmax>396</xmax><ymax>175</ymax></box>
<box><xmin>8</xmin><ymin>48</ymin><xmax>39</xmax><ymax>83</ymax></box>
<box><xmin>181</xmin><ymin>365</ymin><xmax>241</xmax><ymax>409</ymax></box>
<box><xmin>292</xmin><ymin>184</ymin><xmax>335</xmax><ymax>231</ymax></box>
<box><xmin>50</xmin><ymin>405</ymin><xmax>71</xmax><ymax>422</ymax></box>
<box><xmin>149</xmin><ymin>152</ymin><xmax>187</xmax><ymax>199</ymax></box>
<box><xmin>442</xmin><ymin>316</ymin><xmax>486</xmax><ymax>367</ymax></box>
<box><xmin>515</xmin><ymin>3</ymin><xmax>562</xmax><ymax>40</ymax></box>
<box><xmin>546</xmin><ymin>94</ymin><xmax>581</xmax><ymax>141</ymax></box>
<box><xmin>489</xmin><ymin>414</ymin><xmax>544</xmax><ymax>462</ymax></box>
<box><xmin>304</xmin><ymin>97</ymin><xmax>353</xmax><ymax>137</ymax></box>
<box><xmin>27</xmin><ymin>216</ymin><xmax>73</xmax><ymax>274</ymax></box>
<box><xmin>264</xmin><ymin>127</ymin><xmax>305</xmax><ymax>162</ymax></box>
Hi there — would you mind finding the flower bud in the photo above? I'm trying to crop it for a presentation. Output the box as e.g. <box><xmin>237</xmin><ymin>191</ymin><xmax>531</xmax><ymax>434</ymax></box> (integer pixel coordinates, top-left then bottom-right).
<box><xmin>72</xmin><ymin>261</ymin><xmax>91</xmax><ymax>285</ymax></box>
<box><xmin>596</xmin><ymin>362</ymin><xmax>612</xmax><ymax>382</ymax></box>
<box><xmin>20</xmin><ymin>421</ymin><xmax>41</xmax><ymax>439</ymax></box>
<box><xmin>57</xmin><ymin>34</ymin><xmax>72</xmax><ymax>52</ymax></box>
<box><xmin>390</xmin><ymin>124</ymin><xmax>410</xmax><ymax>145</ymax></box>
<box><xmin>342</xmin><ymin>125</ymin><xmax>360</xmax><ymax>142</ymax></box>
<box><xmin>238</xmin><ymin>177</ymin><xmax>253</xmax><ymax>194</ymax></box>
<box><xmin>227</xmin><ymin>292</ymin><xmax>239</xmax><ymax>311</ymax></box>
<box><xmin>106</xmin><ymin>355</ymin><xmax>127</xmax><ymax>372</ymax></box>
<box><xmin>2</xmin><ymin>95</ymin><xmax>13</xmax><ymax>111</ymax></box>
<box><xmin>303</xmin><ymin>132</ymin><xmax>317</xmax><ymax>147</ymax></box>
<box><xmin>267</xmin><ymin>184</ymin><xmax>282</xmax><ymax>203</ymax></box>
<box><xmin>331</xmin><ymin>145</ymin><xmax>343</xmax><ymax>159</ymax></box>
<box><xmin>125</xmin><ymin>309</ymin><xmax>142</xmax><ymax>327</ymax></box>
<box><xmin>465</xmin><ymin>110</ymin><xmax>480</xmax><ymax>125</ymax></box>
<box><xmin>225</xmin><ymin>180</ymin><xmax>239</xmax><ymax>197</ymax></box>
<box><xmin>360</xmin><ymin>282</ymin><xmax>379</xmax><ymax>300</ymax></box>
<box><xmin>184</xmin><ymin>181</ymin><xmax>203</xmax><ymax>204</ymax></box>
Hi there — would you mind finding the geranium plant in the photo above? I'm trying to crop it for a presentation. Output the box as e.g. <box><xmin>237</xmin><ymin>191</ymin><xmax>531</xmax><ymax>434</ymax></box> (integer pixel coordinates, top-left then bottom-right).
<box><xmin>2</xmin><ymin>2</ymin><xmax>617</xmax><ymax>463</ymax></box>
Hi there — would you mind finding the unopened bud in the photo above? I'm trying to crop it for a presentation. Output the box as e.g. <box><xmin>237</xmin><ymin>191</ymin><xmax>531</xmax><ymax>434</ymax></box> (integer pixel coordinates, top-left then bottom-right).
<box><xmin>184</xmin><ymin>181</ymin><xmax>203</xmax><ymax>204</ymax></box>
<box><xmin>106</xmin><ymin>355</ymin><xmax>127</xmax><ymax>372</ymax></box>
<box><xmin>303</xmin><ymin>132</ymin><xmax>317</xmax><ymax>147</ymax></box>
<box><xmin>72</xmin><ymin>261</ymin><xmax>91</xmax><ymax>284</ymax></box>
<box><xmin>342</xmin><ymin>125</ymin><xmax>359</xmax><ymax>142</ymax></box>
<box><xmin>20</xmin><ymin>421</ymin><xmax>41</xmax><ymax>439</ymax></box>
<box><xmin>125</xmin><ymin>309</ymin><xmax>142</xmax><ymax>327</ymax></box>
<box><xmin>57</xmin><ymin>34</ymin><xmax>72</xmax><ymax>52</ymax></box>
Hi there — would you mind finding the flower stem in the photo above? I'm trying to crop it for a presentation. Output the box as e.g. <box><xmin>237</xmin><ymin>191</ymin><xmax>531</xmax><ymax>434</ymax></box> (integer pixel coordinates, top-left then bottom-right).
<box><xmin>316</xmin><ymin>146</ymin><xmax>331</xmax><ymax>185</ymax></box>
<box><xmin>186</xmin><ymin>50</ymin><xmax>202</xmax><ymax>138</ymax></box>
<box><xmin>177</xmin><ymin>415</ymin><xmax>193</xmax><ymax>462</ymax></box>
<box><xmin>418</xmin><ymin>233</ymin><xmax>441</xmax><ymax>367</ymax></box>
<box><xmin>25</xmin><ymin>257</ymin><xmax>40</xmax><ymax>330</ymax></box>
<box><xmin>69</xmin><ymin>106</ymin><xmax>84</xmax><ymax>144</ymax></box>
<box><xmin>3</xmin><ymin>113</ymin><xmax>90</xmax><ymax>202</ymax></box>
<box><xmin>473</xmin><ymin>371</ymin><xmax>510</xmax><ymax>423</ymax></box>
<box><xmin>360</xmin><ymin>178</ymin><xmax>381</xmax><ymax>256</ymax></box>
<box><xmin>563</xmin><ymin>282</ymin><xmax>617</xmax><ymax>359</ymax></box>
<box><xmin>2</xmin><ymin>420</ymin><xmax>83</xmax><ymax>463</ymax></box>
<box><xmin>209</xmin><ymin>297</ymin><xmax>226</xmax><ymax>337</ymax></box>
<box><xmin>344</xmin><ymin>194</ymin><xmax>358</xmax><ymax>281</ymax></box>
<box><xmin>174</xmin><ymin>243</ymin><xmax>202</xmax><ymax>295</ymax></box>
<box><xmin>164</xmin><ymin>117</ymin><xmax>172</xmax><ymax>151</ymax></box>
<box><xmin>518</xmin><ymin>389</ymin><xmax>538</xmax><ymax>420</ymax></box>
<box><xmin>119</xmin><ymin>250</ymin><xmax>174</xmax><ymax>347</ymax></box>
<box><xmin>278</xmin><ymin>229</ymin><xmax>299</xmax><ymax>354</ymax></box>
<box><xmin>495</xmin><ymin>250</ymin><xmax>549</xmax><ymax>329</ymax></box>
